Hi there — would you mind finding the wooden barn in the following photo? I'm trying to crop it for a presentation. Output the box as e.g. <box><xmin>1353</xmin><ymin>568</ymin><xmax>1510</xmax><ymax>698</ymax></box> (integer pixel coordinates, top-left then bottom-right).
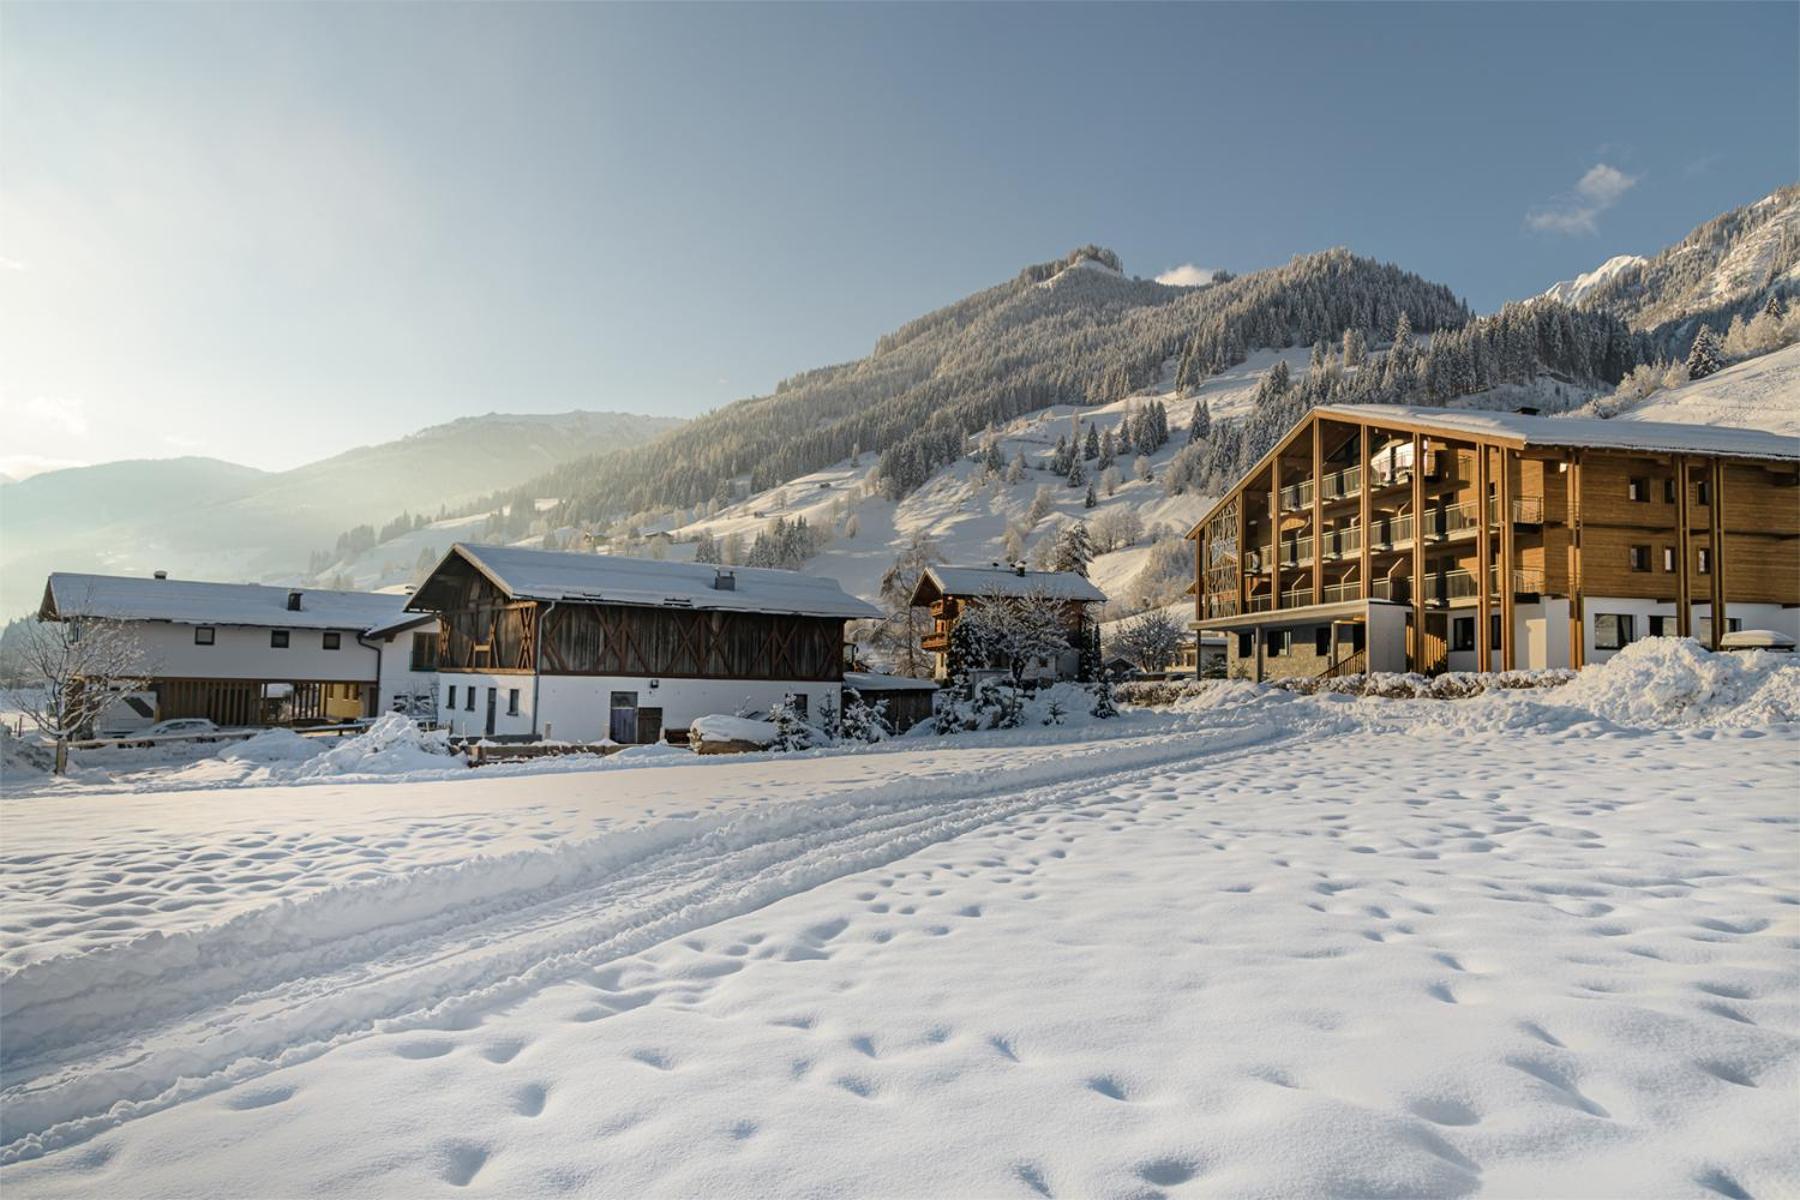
<box><xmin>405</xmin><ymin>544</ymin><xmax>880</xmax><ymax>742</ymax></box>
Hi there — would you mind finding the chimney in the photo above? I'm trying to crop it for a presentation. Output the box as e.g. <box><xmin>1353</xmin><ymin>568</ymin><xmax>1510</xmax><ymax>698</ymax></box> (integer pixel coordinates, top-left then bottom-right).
<box><xmin>712</xmin><ymin>568</ymin><xmax>736</xmax><ymax>592</ymax></box>
<box><xmin>153</xmin><ymin>570</ymin><xmax>168</xmax><ymax>580</ymax></box>
<box><xmin>287</xmin><ymin>590</ymin><xmax>304</xmax><ymax>611</ymax></box>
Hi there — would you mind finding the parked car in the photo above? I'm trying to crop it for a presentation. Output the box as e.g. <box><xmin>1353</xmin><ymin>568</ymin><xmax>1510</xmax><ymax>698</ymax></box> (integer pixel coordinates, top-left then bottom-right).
<box><xmin>141</xmin><ymin>718</ymin><xmax>222</xmax><ymax>739</ymax></box>
<box><xmin>1719</xmin><ymin>629</ymin><xmax>1796</xmax><ymax>653</ymax></box>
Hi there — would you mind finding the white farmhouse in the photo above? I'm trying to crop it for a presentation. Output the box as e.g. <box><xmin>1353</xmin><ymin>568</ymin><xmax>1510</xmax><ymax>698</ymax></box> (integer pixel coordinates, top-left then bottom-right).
<box><xmin>38</xmin><ymin>572</ymin><xmax>440</xmax><ymax>727</ymax></box>
<box><xmin>405</xmin><ymin>544</ymin><xmax>881</xmax><ymax>742</ymax></box>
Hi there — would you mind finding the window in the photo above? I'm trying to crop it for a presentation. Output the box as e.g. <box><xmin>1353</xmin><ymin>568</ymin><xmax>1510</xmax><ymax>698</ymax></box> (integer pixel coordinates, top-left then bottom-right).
<box><xmin>1648</xmin><ymin>615</ymin><xmax>1673</xmax><ymax>637</ymax></box>
<box><xmin>1451</xmin><ymin>617</ymin><xmax>1475</xmax><ymax>652</ymax></box>
<box><xmin>790</xmin><ymin>693</ymin><xmax>809</xmax><ymax>719</ymax></box>
<box><xmin>1629</xmin><ymin>545</ymin><xmax>1651</xmax><ymax>572</ymax></box>
<box><xmin>1490</xmin><ymin>613</ymin><xmax>1503</xmax><ymax>651</ymax></box>
<box><xmin>410</xmin><ymin>632</ymin><xmax>439</xmax><ymax>671</ymax></box>
<box><xmin>270</xmin><ymin>630</ymin><xmax>290</xmax><ymax>649</ymax></box>
<box><xmin>1698</xmin><ymin>548</ymin><xmax>1712</xmax><ymax>574</ymax></box>
<box><xmin>507</xmin><ymin>688</ymin><xmax>520</xmax><ymax>716</ymax></box>
<box><xmin>194</xmin><ymin>626</ymin><xmax>215</xmax><ymax>646</ymax></box>
<box><xmin>1348</xmin><ymin>624</ymin><xmax>1366</xmax><ymax>653</ymax></box>
<box><xmin>465</xmin><ymin>688</ymin><xmax>475</xmax><ymax>711</ymax></box>
<box><xmin>1695</xmin><ymin>479</ymin><xmax>1711</xmax><ymax>506</ymax></box>
<box><xmin>1268</xmin><ymin>630</ymin><xmax>1292</xmax><ymax>657</ymax></box>
<box><xmin>1663</xmin><ymin>547</ymin><xmax>1675</xmax><ymax>573</ymax></box>
<box><xmin>1594</xmin><ymin>613</ymin><xmax>1636</xmax><ymax>651</ymax></box>
<box><xmin>1663</xmin><ymin>478</ymin><xmax>1677</xmax><ymax>504</ymax></box>
<box><xmin>1314</xmin><ymin>626</ymin><xmax>1331</xmax><ymax>656</ymax></box>
<box><xmin>1627</xmin><ymin>477</ymin><xmax>1649</xmax><ymax>502</ymax></box>
<box><xmin>1236</xmin><ymin>631</ymin><xmax>1254</xmax><ymax>658</ymax></box>
<box><xmin>446</xmin><ymin>685</ymin><xmax>457</xmax><ymax>709</ymax></box>
<box><xmin>322</xmin><ymin>631</ymin><xmax>341</xmax><ymax>650</ymax></box>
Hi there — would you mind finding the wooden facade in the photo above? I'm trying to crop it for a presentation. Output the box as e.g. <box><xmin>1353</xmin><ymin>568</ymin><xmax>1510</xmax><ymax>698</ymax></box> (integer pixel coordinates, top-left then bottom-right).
<box><xmin>1189</xmin><ymin>406</ymin><xmax>1800</xmax><ymax>677</ymax></box>
<box><xmin>151</xmin><ymin>677</ymin><xmax>374</xmax><ymax>726</ymax></box>
<box><xmin>420</xmin><ymin>553</ymin><xmax>847</xmax><ymax>683</ymax></box>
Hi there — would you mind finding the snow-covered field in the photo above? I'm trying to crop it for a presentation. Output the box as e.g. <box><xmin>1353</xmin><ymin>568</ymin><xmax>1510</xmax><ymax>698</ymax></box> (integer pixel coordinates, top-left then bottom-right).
<box><xmin>1611</xmin><ymin>343</ymin><xmax>1800</xmax><ymax>438</ymax></box>
<box><xmin>2</xmin><ymin>642</ymin><xmax>1797</xmax><ymax>1197</ymax></box>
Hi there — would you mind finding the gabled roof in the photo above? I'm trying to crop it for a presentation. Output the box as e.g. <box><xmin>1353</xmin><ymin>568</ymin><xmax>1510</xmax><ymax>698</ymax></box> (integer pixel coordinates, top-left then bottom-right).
<box><xmin>40</xmin><ymin>573</ymin><xmax>412</xmax><ymax>633</ymax></box>
<box><xmin>910</xmin><ymin>564</ymin><xmax>1108</xmax><ymax>606</ymax></box>
<box><xmin>1310</xmin><ymin>404</ymin><xmax>1800</xmax><ymax>462</ymax></box>
<box><xmin>408</xmin><ymin>544</ymin><xmax>880</xmax><ymax>620</ymax></box>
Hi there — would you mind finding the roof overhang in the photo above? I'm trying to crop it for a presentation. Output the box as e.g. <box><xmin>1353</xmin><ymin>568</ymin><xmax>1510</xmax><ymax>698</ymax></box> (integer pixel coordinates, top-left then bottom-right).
<box><xmin>1193</xmin><ymin>597</ymin><xmax>1405</xmax><ymax>631</ymax></box>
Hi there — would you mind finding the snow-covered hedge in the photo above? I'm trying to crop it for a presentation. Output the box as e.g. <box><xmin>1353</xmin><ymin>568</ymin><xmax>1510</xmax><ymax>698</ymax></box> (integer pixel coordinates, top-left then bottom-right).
<box><xmin>1120</xmin><ymin>668</ymin><xmax>1578</xmax><ymax>705</ymax></box>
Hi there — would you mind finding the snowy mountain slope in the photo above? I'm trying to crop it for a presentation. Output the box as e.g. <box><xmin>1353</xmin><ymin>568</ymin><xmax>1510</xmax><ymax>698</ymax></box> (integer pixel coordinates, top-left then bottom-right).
<box><xmin>1597</xmin><ymin>342</ymin><xmax>1800</xmax><ymax>437</ymax></box>
<box><xmin>1547</xmin><ymin>184</ymin><xmax>1799</xmax><ymax>344</ymax></box>
<box><xmin>1539</xmin><ymin>254</ymin><xmax>1646</xmax><ymax>307</ymax></box>
<box><xmin>0</xmin><ymin>411</ymin><xmax>680</xmax><ymax>615</ymax></box>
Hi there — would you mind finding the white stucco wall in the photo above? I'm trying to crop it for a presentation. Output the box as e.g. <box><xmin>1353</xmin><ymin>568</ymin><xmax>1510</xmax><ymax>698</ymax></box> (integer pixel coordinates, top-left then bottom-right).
<box><xmin>1582</xmin><ymin>598</ymin><xmax>1800</xmax><ymax>664</ymax></box>
<box><xmin>121</xmin><ymin>621</ymin><xmax>380</xmax><ymax>683</ymax></box>
<box><xmin>373</xmin><ymin>632</ymin><xmax>439</xmax><ymax>717</ymax></box>
<box><xmin>433</xmin><ymin>673</ymin><xmax>845</xmax><ymax>742</ymax></box>
<box><xmin>1365</xmin><ymin>603</ymin><xmax>1409</xmax><ymax>673</ymax></box>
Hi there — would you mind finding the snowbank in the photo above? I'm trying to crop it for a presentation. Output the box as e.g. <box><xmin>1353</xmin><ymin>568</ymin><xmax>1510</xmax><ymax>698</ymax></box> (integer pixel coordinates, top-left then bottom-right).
<box><xmin>216</xmin><ymin>728</ymin><xmax>318</xmax><ymax>764</ymax></box>
<box><xmin>1552</xmin><ymin>637</ymin><xmax>1800</xmax><ymax>728</ymax></box>
<box><xmin>283</xmin><ymin>713</ymin><xmax>463</xmax><ymax>779</ymax></box>
<box><xmin>1</xmin><ymin>727</ymin><xmax>54</xmax><ymax>783</ymax></box>
<box><xmin>689</xmin><ymin>714</ymin><xmax>777</xmax><ymax>747</ymax></box>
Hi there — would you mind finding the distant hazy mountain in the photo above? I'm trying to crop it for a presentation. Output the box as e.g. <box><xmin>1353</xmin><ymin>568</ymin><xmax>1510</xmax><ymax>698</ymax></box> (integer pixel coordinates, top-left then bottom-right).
<box><xmin>1543</xmin><ymin>184</ymin><xmax>1798</xmax><ymax>348</ymax></box>
<box><xmin>0</xmin><ymin>410</ymin><xmax>682</xmax><ymax>615</ymax></box>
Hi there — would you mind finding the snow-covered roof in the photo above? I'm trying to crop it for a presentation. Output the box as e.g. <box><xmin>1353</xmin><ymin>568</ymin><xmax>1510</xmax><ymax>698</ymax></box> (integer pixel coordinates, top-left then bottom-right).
<box><xmin>913</xmin><ymin>565</ymin><xmax>1108</xmax><ymax>605</ymax></box>
<box><xmin>844</xmin><ymin>671</ymin><xmax>938</xmax><ymax>693</ymax></box>
<box><xmin>413</xmin><ymin>544</ymin><xmax>880</xmax><ymax>620</ymax></box>
<box><xmin>1312</xmin><ymin>404</ymin><xmax>1800</xmax><ymax>461</ymax></box>
<box><xmin>40</xmin><ymin>573</ymin><xmax>414</xmax><ymax>632</ymax></box>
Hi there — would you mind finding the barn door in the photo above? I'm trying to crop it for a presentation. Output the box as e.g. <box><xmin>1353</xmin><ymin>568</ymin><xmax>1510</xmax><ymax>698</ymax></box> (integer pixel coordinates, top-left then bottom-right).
<box><xmin>609</xmin><ymin>691</ymin><xmax>638</xmax><ymax>744</ymax></box>
<box><xmin>638</xmin><ymin>707</ymin><xmax>663</xmax><ymax>745</ymax></box>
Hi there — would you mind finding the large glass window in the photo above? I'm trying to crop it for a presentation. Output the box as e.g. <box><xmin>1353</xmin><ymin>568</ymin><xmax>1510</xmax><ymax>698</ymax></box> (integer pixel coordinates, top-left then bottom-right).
<box><xmin>1594</xmin><ymin>613</ymin><xmax>1636</xmax><ymax>651</ymax></box>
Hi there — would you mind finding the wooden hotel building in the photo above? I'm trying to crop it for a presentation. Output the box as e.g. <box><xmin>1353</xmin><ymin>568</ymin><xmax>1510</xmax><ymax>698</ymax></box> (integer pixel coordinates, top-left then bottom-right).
<box><xmin>1187</xmin><ymin>405</ymin><xmax>1800</xmax><ymax>680</ymax></box>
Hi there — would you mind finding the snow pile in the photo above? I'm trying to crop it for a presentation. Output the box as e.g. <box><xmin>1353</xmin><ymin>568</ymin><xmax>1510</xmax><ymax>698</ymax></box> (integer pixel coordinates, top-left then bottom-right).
<box><xmin>1552</xmin><ymin>637</ymin><xmax>1800</xmax><ymax>728</ymax></box>
<box><xmin>216</xmin><ymin>728</ymin><xmax>320</xmax><ymax>765</ymax></box>
<box><xmin>1</xmin><ymin>726</ymin><xmax>54</xmax><ymax>782</ymax></box>
<box><xmin>283</xmin><ymin>713</ymin><xmax>464</xmax><ymax>780</ymax></box>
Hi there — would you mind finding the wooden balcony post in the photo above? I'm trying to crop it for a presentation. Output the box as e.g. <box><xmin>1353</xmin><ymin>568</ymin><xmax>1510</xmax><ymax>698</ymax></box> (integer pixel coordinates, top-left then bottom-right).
<box><xmin>1567</xmin><ymin>452</ymin><xmax>1584</xmax><ymax>669</ymax></box>
<box><xmin>1476</xmin><ymin>441</ymin><xmax>1492</xmax><ymax>673</ymax></box>
<box><xmin>1359</xmin><ymin>422</ymin><xmax>1373</xmax><ymax>602</ymax></box>
<box><xmin>1675</xmin><ymin>456</ymin><xmax>1693</xmax><ymax>637</ymax></box>
<box><xmin>1500</xmin><ymin>447</ymin><xmax>1516</xmax><ymax>671</ymax></box>
<box><xmin>1311</xmin><ymin>419</ymin><xmax>1325</xmax><ymax>606</ymax></box>
<box><xmin>1236</xmin><ymin>492</ymin><xmax>1249</xmax><ymax>614</ymax></box>
<box><xmin>1196</xmin><ymin>524</ymin><xmax>1207</xmax><ymax>623</ymax></box>
<box><xmin>1709</xmin><ymin>457</ymin><xmax>1727</xmax><ymax>649</ymax></box>
<box><xmin>1270</xmin><ymin>459</ymin><xmax>1282</xmax><ymax>613</ymax></box>
<box><xmin>1410</xmin><ymin>432</ymin><xmax>1425</xmax><ymax>671</ymax></box>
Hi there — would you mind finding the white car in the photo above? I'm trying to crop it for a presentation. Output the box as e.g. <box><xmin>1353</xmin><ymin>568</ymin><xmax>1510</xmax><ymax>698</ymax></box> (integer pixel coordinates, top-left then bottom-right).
<box><xmin>141</xmin><ymin>718</ymin><xmax>223</xmax><ymax>738</ymax></box>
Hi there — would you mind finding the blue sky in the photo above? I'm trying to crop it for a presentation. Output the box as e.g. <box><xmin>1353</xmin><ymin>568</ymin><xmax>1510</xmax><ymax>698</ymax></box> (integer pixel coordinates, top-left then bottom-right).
<box><xmin>1</xmin><ymin>2</ymin><xmax>1794</xmax><ymax>476</ymax></box>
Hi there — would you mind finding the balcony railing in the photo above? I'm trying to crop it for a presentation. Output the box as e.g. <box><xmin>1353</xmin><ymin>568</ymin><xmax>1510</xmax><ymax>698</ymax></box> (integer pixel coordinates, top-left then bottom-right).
<box><xmin>1320</xmin><ymin>526</ymin><xmax>1361</xmax><ymax>558</ymax></box>
<box><xmin>1371</xmin><ymin>576</ymin><xmax>1412</xmax><ymax>603</ymax></box>
<box><xmin>1321</xmin><ymin>579</ymin><xmax>1362</xmax><ymax>603</ymax></box>
<box><xmin>1245</xmin><ymin>594</ymin><xmax>1274</xmax><ymax>613</ymax></box>
<box><xmin>1321</xmin><ymin>465</ymin><xmax>1362</xmax><ymax>502</ymax></box>
<box><xmin>1276</xmin><ymin>536</ymin><xmax>1313</xmax><ymax>567</ymax></box>
<box><xmin>1278</xmin><ymin>478</ymin><xmax>1315</xmax><ymax>511</ymax></box>
<box><xmin>1281</xmin><ymin>586</ymin><xmax>1315</xmax><ymax>608</ymax></box>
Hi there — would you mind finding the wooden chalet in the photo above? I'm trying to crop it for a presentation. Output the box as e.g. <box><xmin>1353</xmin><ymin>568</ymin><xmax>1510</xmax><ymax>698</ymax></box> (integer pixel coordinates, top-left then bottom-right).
<box><xmin>406</xmin><ymin>544</ymin><xmax>880</xmax><ymax>742</ymax></box>
<box><xmin>1187</xmin><ymin>405</ymin><xmax>1800</xmax><ymax>681</ymax></box>
<box><xmin>909</xmin><ymin>564</ymin><xmax>1107</xmax><ymax>683</ymax></box>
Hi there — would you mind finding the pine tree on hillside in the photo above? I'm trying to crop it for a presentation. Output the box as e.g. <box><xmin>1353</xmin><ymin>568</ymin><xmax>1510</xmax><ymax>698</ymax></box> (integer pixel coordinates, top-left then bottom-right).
<box><xmin>1098</xmin><ymin>428</ymin><xmax>1117</xmax><ymax>469</ymax></box>
<box><xmin>1067</xmin><ymin>456</ymin><xmax>1087</xmax><ymax>489</ymax></box>
<box><xmin>1050</xmin><ymin>522</ymin><xmax>1094</xmax><ymax>577</ymax></box>
<box><xmin>1189</xmin><ymin>399</ymin><xmax>1211</xmax><ymax>443</ymax></box>
<box><xmin>1084</xmin><ymin>482</ymin><xmax>1097</xmax><ymax>509</ymax></box>
<box><xmin>1766</xmin><ymin>293</ymin><xmax>1787</xmax><ymax>321</ymax></box>
<box><xmin>1686</xmin><ymin>324</ymin><xmax>1724</xmax><ymax>380</ymax></box>
<box><xmin>1083</xmin><ymin>425</ymin><xmax>1100</xmax><ymax>460</ymax></box>
<box><xmin>693</xmin><ymin>530</ymin><xmax>721</xmax><ymax>564</ymax></box>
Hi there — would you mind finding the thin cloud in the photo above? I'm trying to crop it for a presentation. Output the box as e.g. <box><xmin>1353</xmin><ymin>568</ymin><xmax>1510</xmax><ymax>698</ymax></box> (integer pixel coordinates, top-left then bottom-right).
<box><xmin>1155</xmin><ymin>263</ymin><xmax>1224</xmax><ymax>287</ymax></box>
<box><xmin>1527</xmin><ymin>164</ymin><xmax>1639</xmax><ymax>235</ymax></box>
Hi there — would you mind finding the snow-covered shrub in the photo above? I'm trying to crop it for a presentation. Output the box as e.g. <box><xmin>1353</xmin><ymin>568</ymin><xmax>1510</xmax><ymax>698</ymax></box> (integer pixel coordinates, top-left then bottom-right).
<box><xmin>1089</xmin><ymin>680</ymin><xmax>1118</xmax><ymax>719</ymax></box>
<box><xmin>935</xmin><ymin>677</ymin><xmax>1025</xmax><ymax>734</ymax></box>
<box><xmin>840</xmin><ymin>689</ymin><xmax>890</xmax><ymax>743</ymax></box>
<box><xmin>1042</xmin><ymin>697</ymin><xmax>1067</xmax><ymax>726</ymax></box>
<box><xmin>766</xmin><ymin>699</ymin><xmax>818</xmax><ymax>752</ymax></box>
<box><xmin>1114</xmin><ymin>679</ymin><xmax>1217</xmax><ymax>706</ymax></box>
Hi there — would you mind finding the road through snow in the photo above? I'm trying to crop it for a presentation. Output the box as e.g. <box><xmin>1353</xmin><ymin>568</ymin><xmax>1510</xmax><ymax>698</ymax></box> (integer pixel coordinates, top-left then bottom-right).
<box><xmin>0</xmin><ymin>724</ymin><xmax>1284</xmax><ymax>1164</ymax></box>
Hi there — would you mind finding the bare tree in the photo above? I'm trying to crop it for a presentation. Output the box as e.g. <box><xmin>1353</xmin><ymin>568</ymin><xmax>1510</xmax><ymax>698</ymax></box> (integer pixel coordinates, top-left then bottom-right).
<box><xmin>873</xmin><ymin>532</ymin><xmax>946</xmax><ymax>678</ymax></box>
<box><xmin>6</xmin><ymin>615</ymin><xmax>154</xmax><ymax>772</ymax></box>
<box><xmin>1111</xmin><ymin>608</ymin><xmax>1186</xmax><ymax>673</ymax></box>
<box><xmin>961</xmin><ymin>584</ymin><xmax>1074</xmax><ymax>684</ymax></box>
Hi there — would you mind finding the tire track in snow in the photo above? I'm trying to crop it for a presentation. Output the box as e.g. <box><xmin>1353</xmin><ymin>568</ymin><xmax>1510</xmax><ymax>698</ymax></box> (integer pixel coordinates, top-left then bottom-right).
<box><xmin>1</xmin><ymin>724</ymin><xmax>1287</xmax><ymax>1163</ymax></box>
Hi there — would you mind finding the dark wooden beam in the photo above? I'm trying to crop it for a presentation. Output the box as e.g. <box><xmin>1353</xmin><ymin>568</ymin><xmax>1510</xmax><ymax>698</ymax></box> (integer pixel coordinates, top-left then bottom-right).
<box><xmin>1675</xmin><ymin>455</ymin><xmax>1693</xmax><ymax>638</ymax></box>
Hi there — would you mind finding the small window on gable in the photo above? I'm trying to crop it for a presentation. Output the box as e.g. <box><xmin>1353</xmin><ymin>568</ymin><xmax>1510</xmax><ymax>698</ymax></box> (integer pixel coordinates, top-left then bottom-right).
<box><xmin>271</xmin><ymin>630</ymin><xmax>290</xmax><ymax>649</ymax></box>
<box><xmin>1629</xmin><ymin>545</ymin><xmax>1651</xmax><ymax>572</ymax></box>
<box><xmin>1695</xmin><ymin>479</ymin><xmax>1712</xmax><ymax>506</ymax></box>
<box><xmin>322</xmin><ymin>631</ymin><xmax>341</xmax><ymax>650</ymax></box>
<box><xmin>1627</xmin><ymin>477</ymin><xmax>1649</xmax><ymax>502</ymax></box>
<box><xmin>194</xmin><ymin>626</ymin><xmax>215</xmax><ymax>646</ymax></box>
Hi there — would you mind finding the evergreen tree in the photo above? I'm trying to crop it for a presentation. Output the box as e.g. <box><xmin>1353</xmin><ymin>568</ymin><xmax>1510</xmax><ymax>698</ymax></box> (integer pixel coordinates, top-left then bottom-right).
<box><xmin>1083</xmin><ymin>424</ymin><xmax>1100</xmax><ymax>460</ymax></box>
<box><xmin>1066</xmin><ymin>456</ymin><xmax>1086</xmax><ymax>489</ymax></box>
<box><xmin>1050</xmin><ymin>521</ymin><xmax>1094</xmax><ymax>577</ymax></box>
<box><xmin>1765</xmin><ymin>292</ymin><xmax>1787</xmax><ymax>321</ymax></box>
<box><xmin>1098</xmin><ymin>428</ymin><xmax>1117</xmax><ymax>469</ymax></box>
<box><xmin>1189</xmin><ymin>399</ymin><xmax>1211</xmax><ymax>443</ymax></box>
<box><xmin>1084</xmin><ymin>482</ymin><xmax>1097</xmax><ymax>509</ymax></box>
<box><xmin>1686</xmin><ymin>324</ymin><xmax>1724</xmax><ymax>380</ymax></box>
<box><xmin>693</xmin><ymin>530</ymin><xmax>721</xmax><ymax>564</ymax></box>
